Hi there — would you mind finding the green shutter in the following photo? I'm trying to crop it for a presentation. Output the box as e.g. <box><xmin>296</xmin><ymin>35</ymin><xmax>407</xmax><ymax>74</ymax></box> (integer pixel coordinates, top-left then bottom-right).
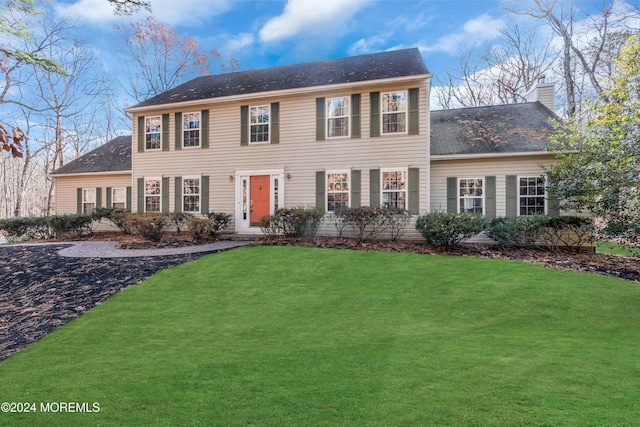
<box><xmin>96</xmin><ymin>187</ymin><xmax>102</xmax><ymax>209</ymax></box>
<box><xmin>137</xmin><ymin>116</ymin><xmax>145</xmax><ymax>153</ymax></box>
<box><xmin>161</xmin><ymin>177</ymin><xmax>169</xmax><ymax>213</ymax></box>
<box><xmin>106</xmin><ymin>187</ymin><xmax>112</xmax><ymax>207</ymax></box>
<box><xmin>161</xmin><ymin>113</ymin><xmax>170</xmax><ymax>151</ymax></box>
<box><xmin>77</xmin><ymin>188</ymin><xmax>82</xmax><ymax>214</ymax></box>
<box><xmin>351</xmin><ymin>170</ymin><xmax>361</xmax><ymax>208</ymax></box>
<box><xmin>137</xmin><ymin>178</ymin><xmax>144</xmax><ymax>213</ymax></box>
<box><xmin>485</xmin><ymin>176</ymin><xmax>496</xmax><ymax>219</ymax></box>
<box><xmin>175</xmin><ymin>112</ymin><xmax>182</xmax><ymax>150</ymax></box>
<box><xmin>351</xmin><ymin>94</ymin><xmax>361</xmax><ymax>138</ymax></box>
<box><xmin>370</xmin><ymin>92</ymin><xmax>380</xmax><ymax>137</ymax></box>
<box><xmin>201</xmin><ymin>109</ymin><xmax>209</xmax><ymax>148</ymax></box>
<box><xmin>408</xmin><ymin>168</ymin><xmax>420</xmax><ymax>215</ymax></box>
<box><xmin>174</xmin><ymin>177</ymin><xmax>182</xmax><ymax>213</ymax></box>
<box><xmin>547</xmin><ymin>175</ymin><xmax>560</xmax><ymax>216</ymax></box>
<box><xmin>316</xmin><ymin>171</ymin><xmax>325</xmax><ymax>212</ymax></box>
<box><xmin>370</xmin><ymin>169</ymin><xmax>380</xmax><ymax>208</ymax></box>
<box><xmin>506</xmin><ymin>175</ymin><xmax>517</xmax><ymax>217</ymax></box>
<box><xmin>447</xmin><ymin>177</ymin><xmax>457</xmax><ymax>213</ymax></box>
<box><xmin>201</xmin><ymin>175</ymin><xmax>209</xmax><ymax>215</ymax></box>
<box><xmin>240</xmin><ymin>105</ymin><xmax>248</xmax><ymax>146</ymax></box>
<box><xmin>408</xmin><ymin>88</ymin><xmax>420</xmax><ymax>135</ymax></box>
<box><xmin>126</xmin><ymin>186</ymin><xmax>132</xmax><ymax>211</ymax></box>
<box><xmin>316</xmin><ymin>98</ymin><xmax>325</xmax><ymax>141</ymax></box>
<box><xmin>270</xmin><ymin>102</ymin><xmax>279</xmax><ymax>144</ymax></box>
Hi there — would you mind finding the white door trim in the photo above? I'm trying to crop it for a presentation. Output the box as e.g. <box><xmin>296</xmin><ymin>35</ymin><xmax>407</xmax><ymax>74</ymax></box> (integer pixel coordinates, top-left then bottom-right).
<box><xmin>235</xmin><ymin>169</ymin><xmax>285</xmax><ymax>233</ymax></box>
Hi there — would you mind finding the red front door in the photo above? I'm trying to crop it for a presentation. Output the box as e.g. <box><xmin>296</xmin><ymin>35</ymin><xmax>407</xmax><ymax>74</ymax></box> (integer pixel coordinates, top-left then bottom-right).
<box><xmin>250</xmin><ymin>175</ymin><xmax>271</xmax><ymax>226</ymax></box>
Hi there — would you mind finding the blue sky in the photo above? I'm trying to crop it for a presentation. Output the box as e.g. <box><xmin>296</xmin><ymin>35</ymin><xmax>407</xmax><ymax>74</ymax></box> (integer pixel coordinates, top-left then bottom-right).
<box><xmin>52</xmin><ymin>0</ymin><xmax>518</xmax><ymax>81</ymax></box>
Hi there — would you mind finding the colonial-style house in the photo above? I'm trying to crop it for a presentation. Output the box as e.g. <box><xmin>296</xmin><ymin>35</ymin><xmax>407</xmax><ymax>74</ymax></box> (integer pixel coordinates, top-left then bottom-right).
<box><xmin>51</xmin><ymin>48</ymin><xmax>559</xmax><ymax>238</ymax></box>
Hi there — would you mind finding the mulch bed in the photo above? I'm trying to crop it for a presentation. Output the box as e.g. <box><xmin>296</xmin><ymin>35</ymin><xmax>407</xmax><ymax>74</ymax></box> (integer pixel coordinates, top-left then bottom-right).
<box><xmin>1</xmin><ymin>233</ymin><xmax>638</xmax><ymax>363</ymax></box>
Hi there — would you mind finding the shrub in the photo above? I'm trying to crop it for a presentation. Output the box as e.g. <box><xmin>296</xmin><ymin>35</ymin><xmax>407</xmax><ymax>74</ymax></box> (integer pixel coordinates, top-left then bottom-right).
<box><xmin>538</xmin><ymin>215</ymin><xmax>594</xmax><ymax>253</ymax></box>
<box><xmin>21</xmin><ymin>217</ymin><xmax>51</xmax><ymax>239</ymax></box>
<box><xmin>207</xmin><ymin>212</ymin><xmax>233</xmax><ymax>235</ymax></box>
<box><xmin>91</xmin><ymin>207</ymin><xmax>118</xmax><ymax>222</ymax></box>
<box><xmin>259</xmin><ymin>207</ymin><xmax>324</xmax><ymax>239</ymax></box>
<box><xmin>0</xmin><ymin>217</ymin><xmax>31</xmax><ymax>239</ymax></box>
<box><xmin>384</xmin><ymin>208</ymin><xmax>411</xmax><ymax>241</ymax></box>
<box><xmin>47</xmin><ymin>214</ymin><xmax>94</xmax><ymax>238</ymax></box>
<box><xmin>415</xmin><ymin>212</ymin><xmax>487</xmax><ymax>247</ymax></box>
<box><xmin>338</xmin><ymin>206</ymin><xmax>389</xmax><ymax>242</ymax></box>
<box><xmin>168</xmin><ymin>212</ymin><xmax>194</xmax><ymax>235</ymax></box>
<box><xmin>187</xmin><ymin>217</ymin><xmax>212</xmax><ymax>242</ymax></box>
<box><xmin>485</xmin><ymin>217</ymin><xmax>526</xmax><ymax>250</ymax></box>
<box><xmin>126</xmin><ymin>213</ymin><xmax>169</xmax><ymax>242</ymax></box>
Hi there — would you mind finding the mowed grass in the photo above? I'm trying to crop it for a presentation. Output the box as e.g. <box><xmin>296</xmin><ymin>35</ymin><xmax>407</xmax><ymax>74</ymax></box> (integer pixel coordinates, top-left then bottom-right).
<box><xmin>1</xmin><ymin>246</ymin><xmax>639</xmax><ymax>426</ymax></box>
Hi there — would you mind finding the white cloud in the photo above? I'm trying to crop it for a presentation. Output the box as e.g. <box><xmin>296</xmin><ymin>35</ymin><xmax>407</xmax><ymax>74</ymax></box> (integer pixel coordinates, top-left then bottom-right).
<box><xmin>259</xmin><ymin>0</ymin><xmax>371</xmax><ymax>43</ymax></box>
<box><xmin>422</xmin><ymin>13</ymin><xmax>504</xmax><ymax>54</ymax></box>
<box><xmin>347</xmin><ymin>33</ymin><xmax>392</xmax><ymax>55</ymax></box>
<box><xmin>223</xmin><ymin>33</ymin><xmax>254</xmax><ymax>53</ymax></box>
<box><xmin>55</xmin><ymin>0</ymin><xmax>232</xmax><ymax>27</ymax></box>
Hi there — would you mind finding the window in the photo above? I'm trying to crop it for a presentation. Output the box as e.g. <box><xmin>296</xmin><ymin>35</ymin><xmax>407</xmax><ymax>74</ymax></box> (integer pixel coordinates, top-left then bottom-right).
<box><xmin>183</xmin><ymin>177</ymin><xmax>200</xmax><ymax>213</ymax></box>
<box><xmin>112</xmin><ymin>188</ymin><xmax>126</xmax><ymax>209</ymax></box>
<box><xmin>145</xmin><ymin>178</ymin><xmax>161</xmax><ymax>212</ymax></box>
<box><xmin>519</xmin><ymin>176</ymin><xmax>546</xmax><ymax>215</ymax></box>
<box><xmin>82</xmin><ymin>188</ymin><xmax>96</xmax><ymax>214</ymax></box>
<box><xmin>326</xmin><ymin>97</ymin><xmax>349</xmax><ymax>138</ymax></box>
<box><xmin>250</xmin><ymin>105</ymin><xmax>270</xmax><ymax>143</ymax></box>
<box><xmin>459</xmin><ymin>178</ymin><xmax>483</xmax><ymax>214</ymax></box>
<box><xmin>183</xmin><ymin>112</ymin><xmax>200</xmax><ymax>148</ymax></box>
<box><xmin>327</xmin><ymin>172</ymin><xmax>349</xmax><ymax>212</ymax></box>
<box><xmin>145</xmin><ymin>116</ymin><xmax>161</xmax><ymax>150</ymax></box>
<box><xmin>382</xmin><ymin>170</ymin><xmax>407</xmax><ymax>210</ymax></box>
<box><xmin>381</xmin><ymin>91</ymin><xmax>407</xmax><ymax>134</ymax></box>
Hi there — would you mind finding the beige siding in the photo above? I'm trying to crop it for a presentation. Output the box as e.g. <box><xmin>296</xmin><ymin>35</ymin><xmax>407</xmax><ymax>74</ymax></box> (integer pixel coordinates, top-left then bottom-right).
<box><xmin>132</xmin><ymin>80</ymin><xmax>430</xmax><ymax>236</ymax></box>
<box><xmin>54</xmin><ymin>173</ymin><xmax>132</xmax><ymax>231</ymax></box>
<box><xmin>430</xmin><ymin>155</ymin><xmax>554</xmax><ymax>216</ymax></box>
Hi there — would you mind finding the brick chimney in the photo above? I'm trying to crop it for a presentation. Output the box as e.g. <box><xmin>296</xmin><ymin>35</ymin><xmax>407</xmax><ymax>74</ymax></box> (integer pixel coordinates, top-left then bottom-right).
<box><xmin>526</xmin><ymin>76</ymin><xmax>555</xmax><ymax>112</ymax></box>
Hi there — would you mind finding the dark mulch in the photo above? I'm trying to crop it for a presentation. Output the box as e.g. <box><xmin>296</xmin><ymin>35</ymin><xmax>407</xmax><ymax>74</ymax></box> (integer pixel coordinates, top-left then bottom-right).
<box><xmin>0</xmin><ymin>244</ymin><xmax>218</xmax><ymax>363</ymax></box>
<box><xmin>1</xmin><ymin>234</ymin><xmax>638</xmax><ymax>364</ymax></box>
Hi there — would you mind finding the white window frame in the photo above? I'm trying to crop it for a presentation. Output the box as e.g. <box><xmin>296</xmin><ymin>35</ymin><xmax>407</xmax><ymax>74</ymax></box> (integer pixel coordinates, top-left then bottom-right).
<box><xmin>326</xmin><ymin>170</ymin><xmax>350</xmax><ymax>212</ymax></box>
<box><xmin>381</xmin><ymin>168</ymin><xmax>408</xmax><ymax>210</ymax></box>
<box><xmin>381</xmin><ymin>91</ymin><xmax>408</xmax><ymax>135</ymax></box>
<box><xmin>145</xmin><ymin>116</ymin><xmax>162</xmax><ymax>151</ymax></box>
<box><xmin>182</xmin><ymin>111</ymin><xmax>201</xmax><ymax>148</ymax></box>
<box><xmin>144</xmin><ymin>177</ymin><xmax>161</xmax><ymax>213</ymax></box>
<box><xmin>518</xmin><ymin>175</ymin><xmax>547</xmax><ymax>216</ymax></box>
<box><xmin>111</xmin><ymin>187</ymin><xmax>126</xmax><ymax>210</ymax></box>
<box><xmin>326</xmin><ymin>97</ymin><xmax>350</xmax><ymax>138</ymax></box>
<box><xmin>82</xmin><ymin>188</ymin><xmax>96</xmax><ymax>215</ymax></box>
<box><xmin>249</xmin><ymin>105</ymin><xmax>270</xmax><ymax>144</ymax></box>
<box><xmin>458</xmin><ymin>178</ymin><xmax>484</xmax><ymax>215</ymax></box>
<box><xmin>182</xmin><ymin>176</ymin><xmax>201</xmax><ymax>213</ymax></box>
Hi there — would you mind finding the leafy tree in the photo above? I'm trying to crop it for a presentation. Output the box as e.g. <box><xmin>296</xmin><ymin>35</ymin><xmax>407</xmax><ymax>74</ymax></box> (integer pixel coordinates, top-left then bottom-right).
<box><xmin>546</xmin><ymin>35</ymin><xmax>640</xmax><ymax>244</ymax></box>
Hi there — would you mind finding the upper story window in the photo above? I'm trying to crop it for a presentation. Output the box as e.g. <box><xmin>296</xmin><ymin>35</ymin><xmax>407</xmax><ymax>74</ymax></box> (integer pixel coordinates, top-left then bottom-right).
<box><xmin>519</xmin><ymin>176</ymin><xmax>546</xmax><ymax>215</ymax></box>
<box><xmin>459</xmin><ymin>178</ymin><xmax>484</xmax><ymax>214</ymax></box>
<box><xmin>111</xmin><ymin>188</ymin><xmax>126</xmax><ymax>209</ymax></box>
<box><xmin>250</xmin><ymin>105</ymin><xmax>270</xmax><ymax>143</ymax></box>
<box><xmin>82</xmin><ymin>188</ymin><xmax>96</xmax><ymax>214</ymax></box>
<box><xmin>145</xmin><ymin>178</ymin><xmax>161</xmax><ymax>212</ymax></box>
<box><xmin>326</xmin><ymin>97</ymin><xmax>349</xmax><ymax>138</ymax></box>
<box><xmin>381</xmin><ymin>91</ymin><xmax>407</xmax><ymax>134</ymax></box>
<box><xmin>183</xmin><ymin>176</ymin><xmax>200</xmax><ymax>213</ymax></box>
<box><xmin>327</xmin><ymin>171</ymin><xmax>349</xmax><ymax>212</ymax></box>
<box><xmin>183</xmin><ymin>112</ymin><xmax>200</xmax><ymax>148</ymax></box>
<box><xmin>145</xmin><ymin>116</ymin><xmax>161</xmax><ymax>150</ymax></box>
<box><xmin>382</xmin><ymin>170</ymin><xmax>407</xmax><ymax>210</ymax></box>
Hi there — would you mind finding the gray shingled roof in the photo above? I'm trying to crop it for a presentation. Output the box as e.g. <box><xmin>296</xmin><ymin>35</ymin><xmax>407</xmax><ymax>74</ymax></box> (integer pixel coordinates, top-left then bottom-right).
<box><xmin>130</xmin><ymin>48</ymin><xmax>430</xmax><ymax>109</ymax></box>
<box><xmin>430</xmin><ymin>102</ymin><xmax>559</xmax><ymax>156</ymax></box>
<box><xmin>50</xmin><ymin>135</ymin><xmax>131</xmax><ymax>175</ymax></box>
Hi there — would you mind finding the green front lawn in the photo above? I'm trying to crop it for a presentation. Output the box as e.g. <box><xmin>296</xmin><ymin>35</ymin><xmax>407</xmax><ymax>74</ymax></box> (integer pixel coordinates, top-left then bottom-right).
<box><xmin>596</xmin><ymin>240</ymin><xmax>640</xmax><ymax>257</ymax></box>
<box><xmin>1</xmin><ymin>246</ymin><xmax>639</xmax><ymax>426</ymax></box>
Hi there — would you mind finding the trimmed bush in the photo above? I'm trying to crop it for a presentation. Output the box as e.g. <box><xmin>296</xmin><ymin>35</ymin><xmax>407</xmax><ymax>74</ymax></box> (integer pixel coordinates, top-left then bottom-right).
<box><xmin>207</xmin><ymin>212</ymin><xmax>233</xmax><ymax>235</ymax></box>
<box><xmin>384</xmin><ymin>208</ymin><xmax>411</xmax><ymax>241</ymax></box>
<box><xmin>187</xmin><ymin>217</ymin><xmax>212</xmax><ymax>242</ymax></box>
<box><xmin>0</xmin><ymin>216</ymin><xmax>52</xmax><ymax>240</ymax></box>
<box><xmin>334</xmin><ymin>206</ymin><xmax>388</xmax><ymax>242</ymax></box>
<box><xmin>485</xmin><ymin>217</ymin><xmax>526</xmax><ymax>250</ymax></box>
<box><xmin>0</xmin><ymin>217</ymin><xmax>31</xmax><ymax>239</ymax></box>
<box><xmin>168</xmin><ymin>212</ymin><xmax>194</xmax><ymax>235</ymax></box>
<box><xmin>415</xmin><ymin>212</ymin><xmax>487</xmax><ymax>247</ymax></box>
<box><xmin>259</xmin><ymin>207</ymin><xmax>324</xmax><ymax>239</ymax></box>
<box><xmin>47</xmin><ymin>214</ymin><xmax>94</xmax><ymax>238</ymax></box>
<box><xmin>126</xmin><ymin>213</ymin><xmax>169</xmax><ymax>242</ymax></box>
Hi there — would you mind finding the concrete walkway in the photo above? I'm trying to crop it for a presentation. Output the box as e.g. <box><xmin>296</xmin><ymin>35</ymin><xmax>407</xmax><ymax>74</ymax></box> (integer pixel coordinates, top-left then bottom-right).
<box><xmin>1</xmin><ymin>240</ymin><xmax>252</xmax><ymax>258</ymax></box>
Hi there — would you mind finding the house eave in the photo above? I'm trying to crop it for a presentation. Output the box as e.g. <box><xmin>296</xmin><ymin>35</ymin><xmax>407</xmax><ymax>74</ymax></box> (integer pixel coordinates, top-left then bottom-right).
<box><xmin>50</xmin><ymin>170</ymin><xmax>132</xmax><ymax>178</ymax></box>
<box><xmin>430</xmin><ymin>151</ymin><xmax>554</xmax><ymax>161</ymax></box>
<box><xmin>124</xmin><ymin>74</ymin><xmax>433</xmax><ymax>114</ymax></box>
